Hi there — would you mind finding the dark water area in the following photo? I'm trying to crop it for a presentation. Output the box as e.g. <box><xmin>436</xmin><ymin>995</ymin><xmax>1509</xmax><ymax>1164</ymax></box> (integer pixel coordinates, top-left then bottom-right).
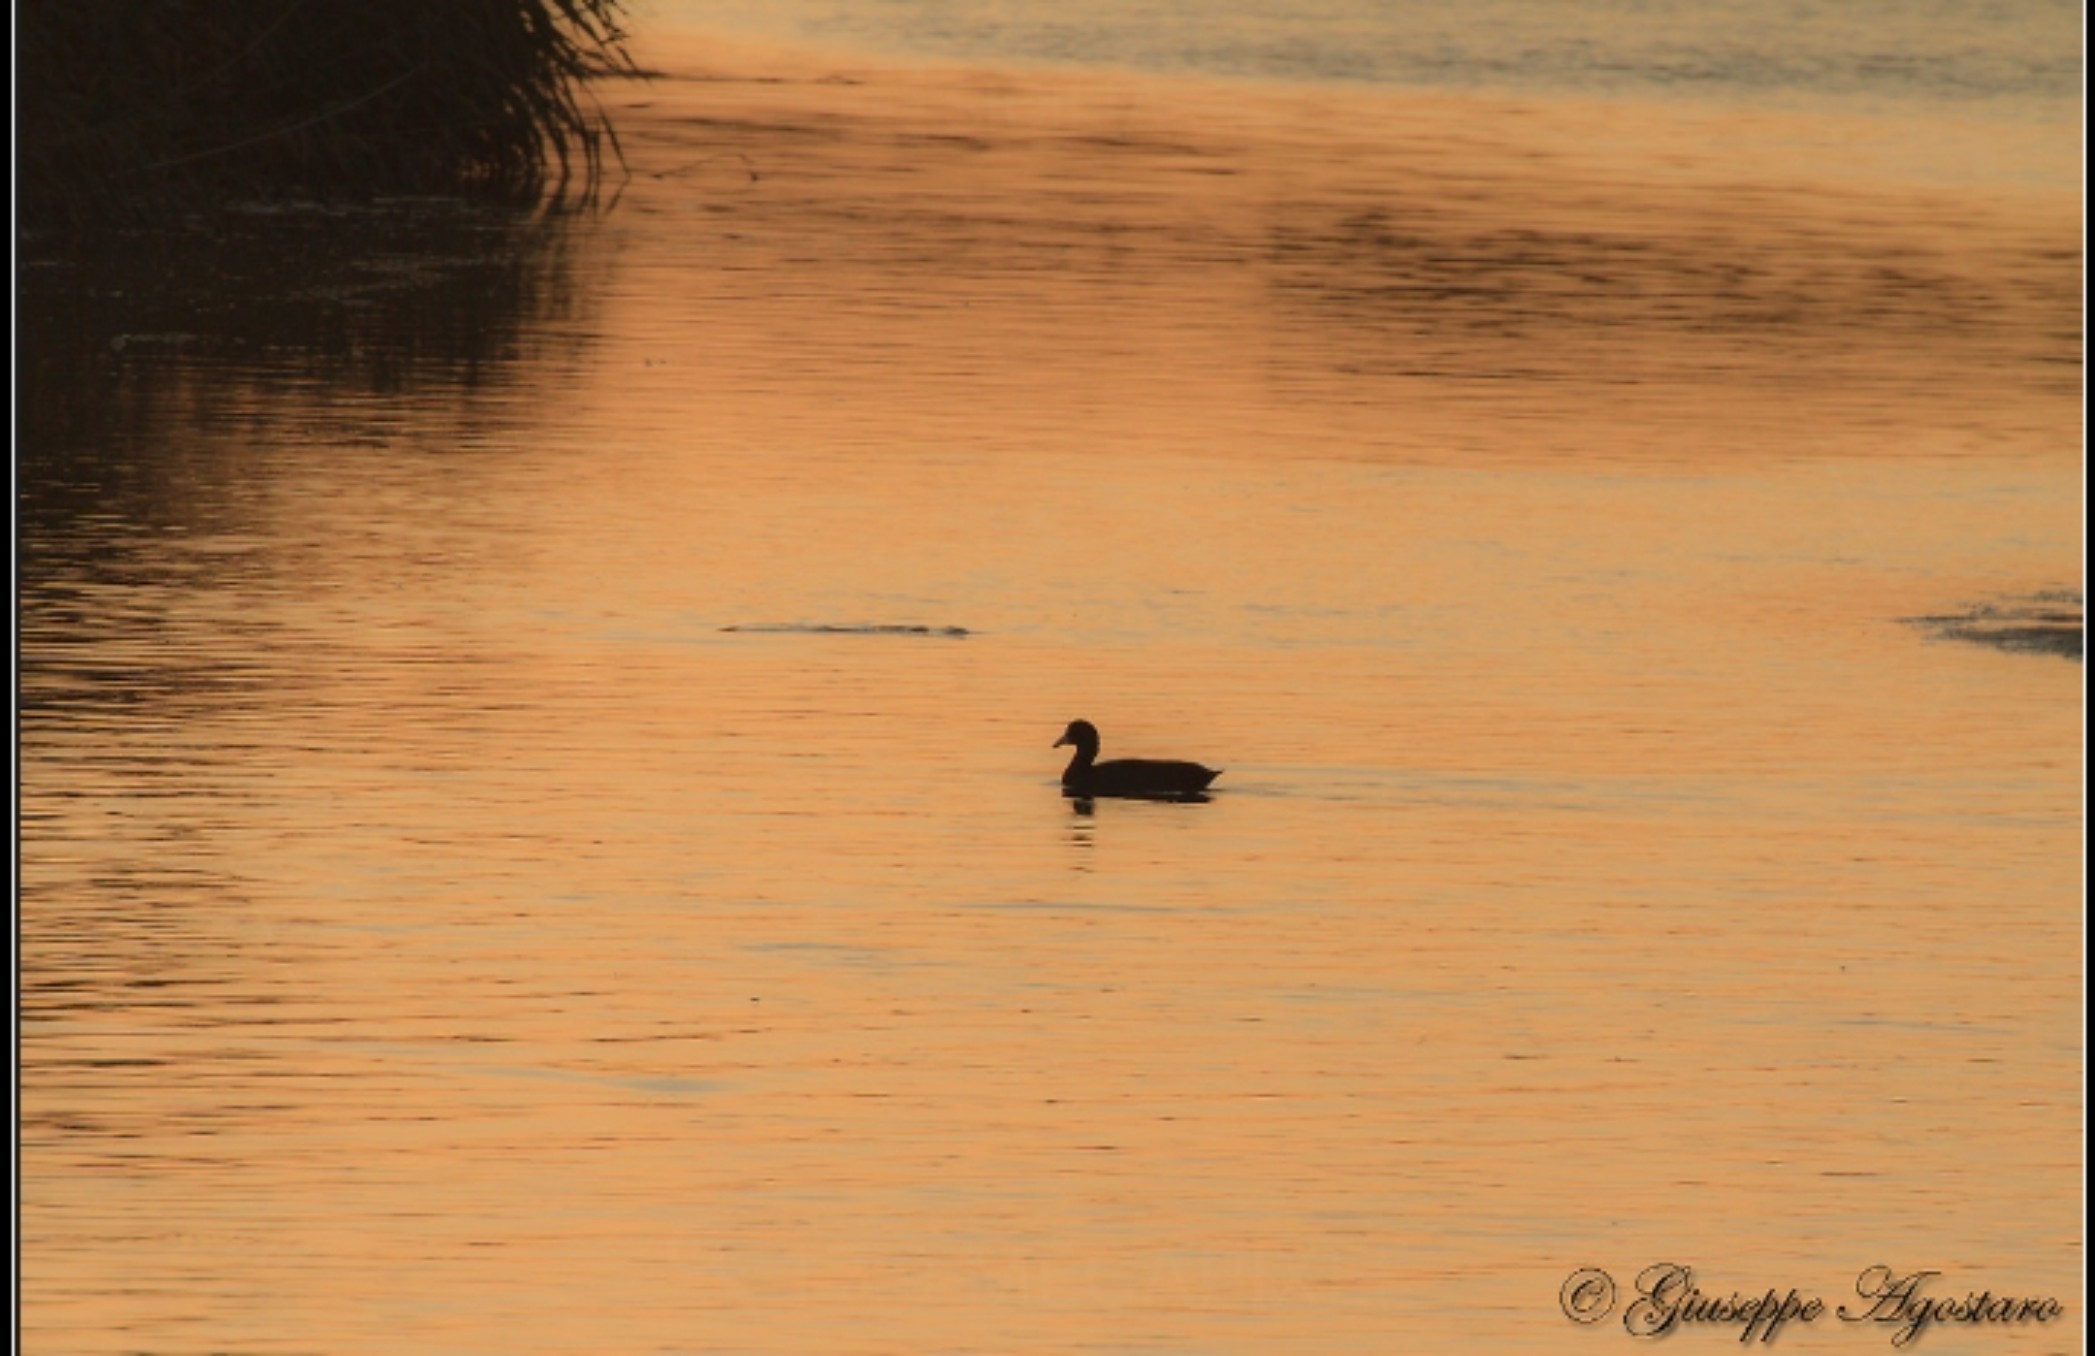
<box><xmin>19</xmin><ymin>199</ymin><xmax>601</xmax><ymax>574</ymax></box>
<box><xmin>20</xmin><ymin>199</ymin><xmax>596</xmax><ymax>441</ymax></box>
<box><xmin>17</xmin><ymin>198</ymin><xmax>612</xmax><ymax>825</ymax></box>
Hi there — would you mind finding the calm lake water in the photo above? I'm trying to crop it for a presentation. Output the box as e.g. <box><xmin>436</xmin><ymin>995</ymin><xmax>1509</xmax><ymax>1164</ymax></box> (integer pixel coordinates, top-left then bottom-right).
<box><xmin>17</xmin><ymin>15</ymin><xmax>2082</xmax><ymax>1356</ymax></box>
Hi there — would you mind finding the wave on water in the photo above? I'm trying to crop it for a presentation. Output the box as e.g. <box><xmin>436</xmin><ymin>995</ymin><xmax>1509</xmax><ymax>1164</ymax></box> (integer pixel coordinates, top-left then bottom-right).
<box><xmin>722</xmin><ymin>622</ymin><xmax>973</xmax><ymax>637</ymax></box>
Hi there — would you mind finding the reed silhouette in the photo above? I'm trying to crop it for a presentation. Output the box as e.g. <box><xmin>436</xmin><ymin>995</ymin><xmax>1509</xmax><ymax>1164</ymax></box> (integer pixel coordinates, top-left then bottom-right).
<box><xmin>19</xmin><ymin>0</ymin><xmax>634</xmax><ymax>224</ymax></box>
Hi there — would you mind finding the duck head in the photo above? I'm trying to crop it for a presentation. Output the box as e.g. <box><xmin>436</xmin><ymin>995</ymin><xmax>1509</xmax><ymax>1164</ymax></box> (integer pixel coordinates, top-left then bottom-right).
<box><xmin>1053</xmin><ymin>719</ymin><xmax>1101</xmax><ymax>756</ymax></box>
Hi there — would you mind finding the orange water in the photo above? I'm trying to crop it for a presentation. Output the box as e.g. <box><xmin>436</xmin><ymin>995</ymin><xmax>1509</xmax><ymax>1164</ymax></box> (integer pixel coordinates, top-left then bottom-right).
<box><xmin>18</xmin><ymin>31</ymin><xmax>2082</xmax><ymax>1355</ymax></box>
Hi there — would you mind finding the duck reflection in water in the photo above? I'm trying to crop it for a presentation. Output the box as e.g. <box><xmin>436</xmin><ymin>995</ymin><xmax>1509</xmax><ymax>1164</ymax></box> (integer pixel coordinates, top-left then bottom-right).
<box><xmin>1054</xmin><ymin>719</ymin><xmax>1221</xmax><ymax>802</ymax></box>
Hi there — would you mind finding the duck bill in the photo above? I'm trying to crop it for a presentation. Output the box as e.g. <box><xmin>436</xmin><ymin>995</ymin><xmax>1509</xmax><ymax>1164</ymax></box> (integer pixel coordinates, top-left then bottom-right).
<box><xmin>1052</xmin><ymin>736</ymin><xmax>1070</xmax><ymax>747</ymax></box>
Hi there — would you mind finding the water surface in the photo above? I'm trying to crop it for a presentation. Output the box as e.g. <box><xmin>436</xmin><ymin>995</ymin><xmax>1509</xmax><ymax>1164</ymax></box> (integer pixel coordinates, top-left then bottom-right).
<box><xmin>18</xmin><ymin>24</ymin><xmax>2082</xmax><ymax>1355</ymax></box>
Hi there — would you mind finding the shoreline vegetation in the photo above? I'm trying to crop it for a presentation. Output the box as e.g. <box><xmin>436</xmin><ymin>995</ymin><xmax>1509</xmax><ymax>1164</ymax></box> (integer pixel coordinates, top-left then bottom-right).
<box><xmin>19</xmin><ymin>0</ymin><xmax>636</xmax><ymax>225</ymax></box>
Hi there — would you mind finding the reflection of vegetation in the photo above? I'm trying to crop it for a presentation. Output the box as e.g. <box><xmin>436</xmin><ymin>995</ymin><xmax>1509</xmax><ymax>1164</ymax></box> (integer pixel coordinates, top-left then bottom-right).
<box><xmin>17</xmin><ymin>198</ymin><xmax>605</xmax><ymax>576</ymax></box>
<box><xmin>15</xmin><ymin>197</ymin><xmax>614</xmax><ymax>757</ymax></box>
<box><xmin>19</xmin><ymin>0</ymin><xmax>633</xmax><ymax>223</ymax></box>
<box><xmin>20</xmin><ymin>198</ymin><xmax>595</xmax><ymax>437</ymax></box>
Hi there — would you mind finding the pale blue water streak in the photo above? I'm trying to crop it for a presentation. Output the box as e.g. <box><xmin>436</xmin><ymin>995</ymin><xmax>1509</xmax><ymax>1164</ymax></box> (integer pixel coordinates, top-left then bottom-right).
<box><xmin>652</xmin><ymin>0</ymin><xmax>2082</xmax><ymax>118</ymax></box>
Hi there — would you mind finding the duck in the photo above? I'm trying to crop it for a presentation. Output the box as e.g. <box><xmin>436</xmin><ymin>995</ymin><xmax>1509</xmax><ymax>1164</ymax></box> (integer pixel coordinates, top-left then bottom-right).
<box><xmin>1053</xmin><ymin>719</ymin><xmax>1221</xmax><ymax>800</ymax></box>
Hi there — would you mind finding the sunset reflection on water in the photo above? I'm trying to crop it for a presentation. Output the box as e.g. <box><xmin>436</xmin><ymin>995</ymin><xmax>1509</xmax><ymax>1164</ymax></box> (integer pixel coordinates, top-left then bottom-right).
<box><xmin>18</xmin><ymin>27</ymin><xmax>2081</xmax><ymax>1355</ymax></box>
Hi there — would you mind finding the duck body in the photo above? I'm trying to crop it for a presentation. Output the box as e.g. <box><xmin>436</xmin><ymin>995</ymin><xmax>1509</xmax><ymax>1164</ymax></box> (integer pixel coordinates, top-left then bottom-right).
<box><xmin>1054</xmin><ymin>719</ymin><xmax>1221</xmax><ymax>800</ymax></box>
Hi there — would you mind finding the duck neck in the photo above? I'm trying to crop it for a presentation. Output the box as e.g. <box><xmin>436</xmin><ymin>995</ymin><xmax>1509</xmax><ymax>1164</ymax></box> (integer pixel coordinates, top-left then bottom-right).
<box><xmin>1062</xmin><ymin>742</ymin><xmax>1097</xmax><ymax>779</ymax></box>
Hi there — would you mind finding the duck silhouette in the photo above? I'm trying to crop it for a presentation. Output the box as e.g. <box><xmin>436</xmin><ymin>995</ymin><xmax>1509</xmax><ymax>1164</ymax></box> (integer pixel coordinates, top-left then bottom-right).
<box><xmin>1054</xmin><ymin>719</ymin><xmax>1221</xmax><ymax>800</ymax></box>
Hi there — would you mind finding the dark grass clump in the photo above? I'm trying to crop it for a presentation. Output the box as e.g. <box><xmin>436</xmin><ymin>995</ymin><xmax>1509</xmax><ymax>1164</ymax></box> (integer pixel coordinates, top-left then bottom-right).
<box><xmin>19</xmin><ymin>0</ymin><xmax>636</xmax><ymax>224</ymax></box>
<box><xmin>1903</xmin><ymin>592</ymin><xmax>2084</xmax><ymax>662</ymax></box>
